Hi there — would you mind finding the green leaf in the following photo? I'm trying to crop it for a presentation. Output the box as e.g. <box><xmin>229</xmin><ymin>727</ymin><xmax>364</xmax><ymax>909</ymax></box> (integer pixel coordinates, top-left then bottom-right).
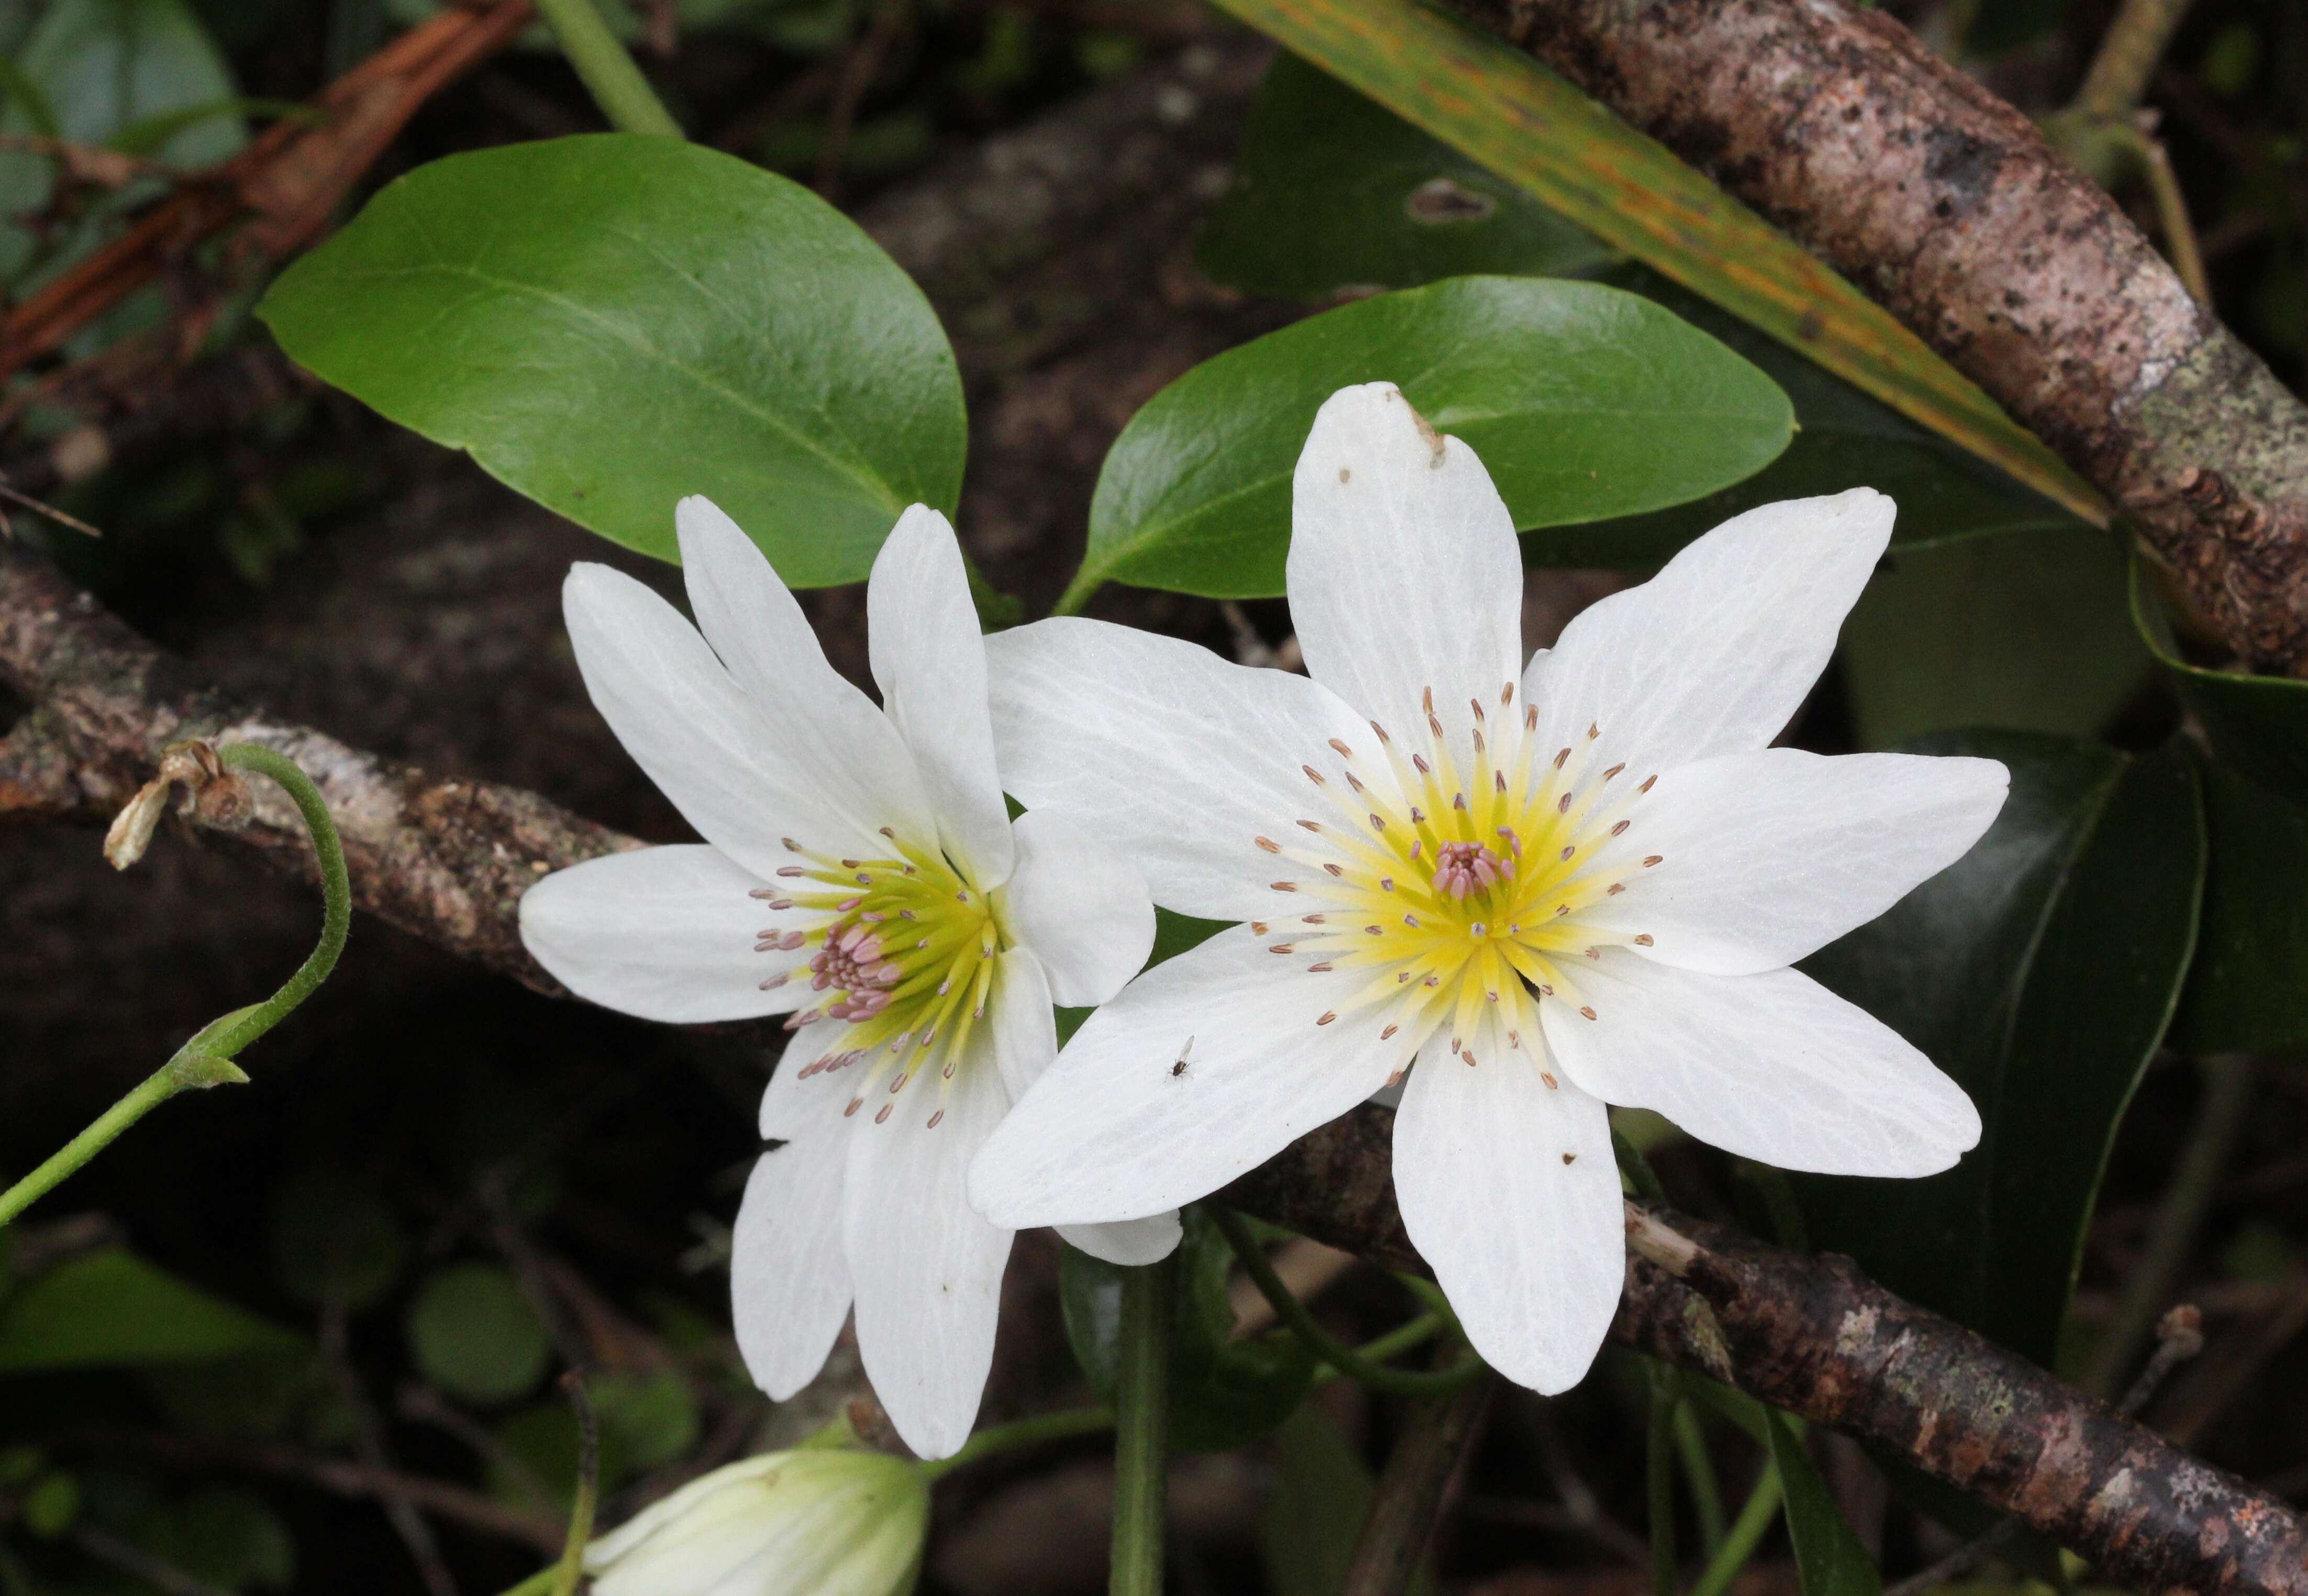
<box><xmin>1195</xmin><ymin>0</ymin><xmax>2105</xmax><ymax>527</ymax></box>
<box><xmin>1258</xmin><ymin>1403</ymin><xmax>1437</xmax><ymax>1596</ymax></box>
<box><xmin>258</xmin><ymin>134</ymin><xmax>965</xmax><ymax>585</ymax></box>
<box><xmin>1794</xmin><ymin>733</ymin><xmax>2204</xmax><ymax>1367</ymax></box>
<box><xmin>1197</xmin><ymin>51</ymin><xmax>1613</xmax><ymax>298</ymax></box>
<box><xmin>138</xmin><ymin>1489</ymin><xmax>295</xmax><ymax>1592</ymax></box>
<box><xmin>405</xmin><ymin>1263</ymin><xmax>552</xmax><ymax>1405</ymax></box>
<box><xmin>1072</xmin><ymin>275</ymin><xmax>1791</xmax><ymax>603</ymax></box>
<box><xmin>1195</xmin><ymin>60</ymin><xmax>2082</xmax><ymax>570</ymax></box>
<box><xmin>0</xmin><ymin>0</ymin><xmax>246</xmax><ymax>280</ymax></box>
<box><xmin>590</xmin><ymin>1368</ymin><xmax>700</xmax><ymax>1472</ymax></box>
<box><xmin>1763</xmin><ymin>1410</ymin><xmax>1881</xmax><ymax>1596</ymax></box>
<box><xmin>2172</xmin><ymin>761</ymin><xmax>2308</xmax><ymax>1052</ymax></box>
<box><xmin>0</xmin><ymin>1249</ymin><xmax>299</xmax><ymax>1372</ymax></box>
<box><xmin>1838</xmin><ymin>527</ymin><xmax>2150</xmax><ymax>750</ymax></box>
<box><xmin>2133</xmin><ymin>561</ymin><xmax>2308</xmax><ymax>805</ymax></box>
<box><xmin>1532</xmin><ymin>269</ymin><xmax>2087</xmax><ymax>568</ymax></box>
<box><xmin>268</xmin><ymin>1166</ymin><xmax>407</xmax><ymax>1312</ymax></box>
<box><xmin>1060</xmin><ymin>1211</ymin><xmax>1314</xmax><ymax>1452</ymax></box>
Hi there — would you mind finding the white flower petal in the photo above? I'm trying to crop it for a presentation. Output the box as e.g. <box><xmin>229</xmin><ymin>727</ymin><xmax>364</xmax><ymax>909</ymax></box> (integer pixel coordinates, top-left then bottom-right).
<box><xmin>564</xmin><ymin>563</ymin><xmax>864</xmax><ymax>879</ymax></box>
<box><xmin>1058</xmin><ymin>1216</ymin><xmax>1184</xmax><ymax>1266</ymax></box>
<box><xmin>1000</xmin><ymin>808</ymin><xmax>1156</xmax><ymax>1006</ymax></box>
<box><xmin>731</xmin><ymin>1137</ymin><xmax>853</xmax><ymax>1401</ymax></box>
<box><xmin>843</xmin><ymin>1044</ymin><xmax>1013</xmax><ymax>1460</ymax></box>
<box><xmin>1524</xmin><ymin>489</ymin><xmax>1893</xmax><ymax>774</ymax></box>
<box><xmin>985</xmin><ymin>618</ymin><xmax>1373</xmax><ymax>921</ymax></box>
<box><xmin>984</xmin><ymin>948</ymin><xmax>1183</xmax><ymax>1264</ymax></box>
<box><xmin>868</xmin><ymin>506</ymin><xmax>1017</xmax><ymax>888</ymax></box>
<box><xmin>1583</xmin><ymin>748</ymin><xmax>2010</xmax><ymax>974</ymax></box>
<box><xmin>1289</xmin><ymin>382</ymin><xmax>1524</xmax><ymax>764</ymax></box>
<box><xmin>759</xmin><ymin>1016</ymin><xmax>860</xmax><ymax>1139</ymax></box>
<box><xmin>968</xmin><ymin>923</ymin><xmax>1403</xmax><ymax>1228</ymax></box>
<box><xmin>1392</xmin><ymin>1003</ymin><xmax>1623</xmax><ymax>1394</ymax></box>
<box><xmin>520</xmin><ymin>846</ymin><xmax>806</xmax><ymax>1022</ymax></box>
<box><xmin>674</xmin><ymin>497</ymin><xmax>937</xmax><ymax>854</ymax></box>
<box><xmin>1543</xmin><ymin>952</ymin><xmax>1980</xmax><ymax>1177</ymax></box>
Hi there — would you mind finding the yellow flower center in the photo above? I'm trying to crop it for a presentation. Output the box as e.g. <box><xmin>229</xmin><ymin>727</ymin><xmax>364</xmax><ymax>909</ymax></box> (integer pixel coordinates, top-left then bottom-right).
<box><xmin>1255</xmin><ymin>681</ymin><xmax>1662</xmax><ymax>1068</ymax></box>
<box><xmin>753</xmin><ymin>829</ymin><xmax>998</xmax><ymax>1127</ymax></box>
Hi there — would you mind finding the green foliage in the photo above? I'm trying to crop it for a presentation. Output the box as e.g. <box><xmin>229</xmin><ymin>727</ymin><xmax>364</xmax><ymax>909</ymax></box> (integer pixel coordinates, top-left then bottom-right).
<box><xmin>2173</xmin><ymin>761</ymin><xmax>2308</xmax><ymax>1052</ymax></box>
<box><xmin>258</xmin><ymin>134</ymin><xmax>966</xmax><ymax>585</ymax></box>
<box><xmin>1060</xmin><ymin>1211</ymin><xmax>1314</xmax><ymax>1452</ymax></box>
<box><xmin>2135</xmin><ymin>563</ymin><xmax>2308</xmax><ymax>804</ymax></box>
<box><xmin>1797</xmin><ymin>733</ymin><xmax>2204</xmax><ymax>1368</ymax></box>
<box><xmin>404</xmin><ymin>1263</ymin><xmax>552</xmax><ymax>1405</ymax></box>
<box><xmin>1193</xmin><ymin>58</ymin><xmax>2083</xmax><ymax>570</ymax></box>
<box><xmin>1839</xmin><ymin>527</ymin><xmax>2148</xmax><ymax>748</ymax></box>
<box><xmin>1258</xmin><ymin>1403</ymin><xmax>1436</xmax><ymax>1596</ymax></box>
<box><xmin>267</xmin><ymin>1167</ymin><xmax>407</xmax><ymax>1312</ymax></box>
<box><xmin>1073</xmin><ymin>275</ymin><xmax>1791</xmax><ymax>602</ymax></box>
<box><xmin>0</xmin><ymin>0</ymin><xmax>246</xmax><ymax>283</ymax></box>
<box><xmin>590</xmin><ymin>1368</ymin><xmax>701</xmax><ymax>1472</ymax></box>
<box><xmin>138</xmin><ymin>1489</ymin><xmax>296</xmax><ymax>1591</ymax></box>
<box><xmin>1197</xmin><ymin>52</ymin><xmax>1612</xmax><ymax>296</ymax></box>
<box><xmin>1763</xmin><ymin>1411</ymin><xmax>1881</xmax><ymax>1596</ymax></box>
<box><xmin>0</xmin><ymin>1249</ymin><xmax>299</xmax><ymax>1373</ymax></box>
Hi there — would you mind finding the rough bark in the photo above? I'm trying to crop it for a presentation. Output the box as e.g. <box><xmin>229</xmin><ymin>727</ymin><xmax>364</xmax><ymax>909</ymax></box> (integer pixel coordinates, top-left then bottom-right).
<box><xmin>1230</xmin><ymin>1109</ymin><xmax>2308</xmax><ymax>1596</ymax></box>
<box><xmin>1451</xmin><ymin>0</ymin><xmax>2308</xmax><ymax>674</ymax></box>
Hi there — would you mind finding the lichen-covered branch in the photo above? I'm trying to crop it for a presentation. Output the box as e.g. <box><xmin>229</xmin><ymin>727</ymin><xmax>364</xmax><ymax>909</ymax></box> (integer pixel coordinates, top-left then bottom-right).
<box><xmin>1451</xmin><ymin>0</ymin><xmax>2308</xmax><ymax>675</ymax></box>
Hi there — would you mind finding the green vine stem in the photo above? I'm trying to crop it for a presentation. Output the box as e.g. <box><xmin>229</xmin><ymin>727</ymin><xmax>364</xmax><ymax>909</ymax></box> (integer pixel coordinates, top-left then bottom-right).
<box><xmin>1214</xmin><ymin>1207</ymin><xmax>1486</xmax><ymax>1398</ymax></box>
<box><xmin>1684</xmin><ymin>1459</ymin><xmax>1785</xmax><ymax>1596</ymax></box>
<box><xmin>0</xmin><ymin>742</ymin><xmax>349</xmax><ymax>1230</ymax></box>
<box><xmin>550</xmin><ymin>1375</ymin><xmax>601</xmax><ymax>1596</ymax></box>
<box><xmin>922</xmin><ymin>1405</ymin><xmax>1116</xmax><ymax>1481</ymax></box>
<box><xmin>1109</xmin><ymin>1255</ymin><xmax>1174</xmax><ymax>1596</ymax></box>
<box><xmin>532</xmin><ymin>0</ymin><xmax>683</xmax><ymax>139</ymax></box>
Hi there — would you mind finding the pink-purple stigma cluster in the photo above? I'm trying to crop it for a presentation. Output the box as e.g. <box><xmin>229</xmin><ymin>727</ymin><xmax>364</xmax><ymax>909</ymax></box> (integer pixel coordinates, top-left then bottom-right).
<box><xmin>811</xmin><ymin>923</ymin><xmax>903</xmax><ymax>1021</ymax></box>
<box><xmin>1431</xmin><ymin>840</ymin><xmax>1512</xmax><ymax>901</ymax></box>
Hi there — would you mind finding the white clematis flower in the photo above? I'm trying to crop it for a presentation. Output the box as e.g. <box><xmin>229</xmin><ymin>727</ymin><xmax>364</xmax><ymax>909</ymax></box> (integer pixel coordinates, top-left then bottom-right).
<box><xmin>584</xmin><ymin>1446</ymin><xmax>927</xmax><ymax>1596</ymax></box>
<box><xmin>967</xmin><ymin>382</ymin><xmax>2004</xmax><ymax>1394</ymax></box>
<box><xmin>519</xmin><ymin>497</ymin><xmax>1168</xmax><ymax>1459</ymax></box>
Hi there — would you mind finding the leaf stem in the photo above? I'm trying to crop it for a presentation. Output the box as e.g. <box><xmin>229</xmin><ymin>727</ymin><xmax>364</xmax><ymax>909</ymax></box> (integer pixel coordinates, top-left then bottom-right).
<box><xmin>1674</xmin><ymin>1401</ymin><xmax>1727</xmax><ymax>1557</ymax></box>
<box><xmin>1647</xmin><ymin>1379</ymin><xmax>1681</xmax><ymax>1596</ymax></box>
<box><xmin>0</xmin><ymin>743</ymin><xmax>347</xmax><ymax>1229</ymax></box>
<box><xmin>550</xmin><ymin>1374</ymin><xmax>600</xmax><ymax>1596</ymax></box>
<box><xmin>1684</xmin><ymin>1460</ymin><xmax>1784</xmax><ymax>1596</ymax></box>
<box><xmin>1050</xmin><ymin>565</ymin><xmax>1103</xmax><ymax>618</ymax></box>
<box><xmin>1109</xmin><ymin>1255</ymin><xmax>1174</xmax><ymax>1596</ymax></box>
<box><xmin>922</xmin><ymin>1405</ymin><xmax>1116</xmax><ymax>1481</ymax></box>
<box><xmin>532</xmin><ymin>0</ymin><xmax>683</xmax><ymax>138</ymax></box>
<box><xmin>1214</xmin><ymin>1207</ymin><xmax>1484</xmax><ymax>1397</ymax></box>
<box><xmin>1613</xmin><ymin>1127</ymin><xmax>1670</xmax><ymax>1206</ymax></box>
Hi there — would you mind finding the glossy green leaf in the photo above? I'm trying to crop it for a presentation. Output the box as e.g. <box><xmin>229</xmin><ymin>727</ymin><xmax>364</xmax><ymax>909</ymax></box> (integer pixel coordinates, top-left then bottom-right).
<box><xmin>1070</xmin><ymin>275</ymin><xmax>1791</xmax><ymax>604</ymax></box>
<box><xmin>1763</xmin><ymin>1410</ymin><xmax>1881</xmax><ymax>1596</ymax></box>
<box><xmin>259</xmin><ymin>134</ymin><xmax>965</xmax><ymax>585</ymax></box>
<box><xmin>1196</xmin><ymin>0</ymin><xmax>2104</xmax><ymax>527</ymax></box>
<box><xmin>1839</xmin><ymin>526</ymin><xmax>2149</xmax><ymax>750</ymax></box>
<box><xmin>405</xmin><ymin>1262</ymin><xmax>551</xmax><ymax>1405</ymax></box>
<box><xmin>0</xmin><ymin>1249</ymin><xmax>299</xmax><ymax>1372</ymax></box>
<box><xmin>2134</xmin><ymin>562</ymin><xmax>2308</xmax><ymax>805</ymax></box>
<box><xmin>2172</xmin><ymin>762</ymin><xmax>2308</xmax><ymax>1052</ymax></box>
<box><xmin>1197</xmin><ymin>52</ymin><xmax>1613</xmax><ymax>297</ymax></box>
<box><xmin>1061</xmin><ymin>1210</ymin><xmax>1314</xmax><ymax>1452</ymax></box>
<box><xmin>1795</xmin><ymin>733</ymin><xmax>2203</xmax><ymax>1367</ymax></box>
<box><xmin>1533</xmin><ymin>269</ymin><xmax>2086</xmax><ymax>567</ymax></box>
<box><xmin>1196</xmin><ymin>60</ymin><xmax>2083</xmax><ymax>569</ymax></box>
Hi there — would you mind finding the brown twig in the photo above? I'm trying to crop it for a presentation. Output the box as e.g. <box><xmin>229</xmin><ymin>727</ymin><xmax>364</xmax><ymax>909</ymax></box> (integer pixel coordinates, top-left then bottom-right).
<box><xmin>0</xmin><ymin>0</ymin><xmax>535</xmax><ymax>379</ymax></box>
<box><xmin>1453</xmin><ymin>0</ymin><xmax>2308</xmax><ymax>675</ymax></box>
<box><xmin>1340</xmin><ymin>1359</ymin><xmax>1497</xmax><ymax>1596</ymax></box>
<box><xmin>320</xmin><ymin>1288</ymin><xmax>460</xmax><ymax>1596</ymax></box>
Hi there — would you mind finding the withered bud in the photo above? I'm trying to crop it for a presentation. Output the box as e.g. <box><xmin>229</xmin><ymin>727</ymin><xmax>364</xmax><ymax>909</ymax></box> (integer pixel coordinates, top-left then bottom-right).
<box><xmin>104</xmin><ymin>740</ymin><xmax>254</xmax><ymax>869</ymax></box>
<box><xmin>102</xmin><ymin>779</ymin><xmax>172</xmax><ymax>870</ymax></box>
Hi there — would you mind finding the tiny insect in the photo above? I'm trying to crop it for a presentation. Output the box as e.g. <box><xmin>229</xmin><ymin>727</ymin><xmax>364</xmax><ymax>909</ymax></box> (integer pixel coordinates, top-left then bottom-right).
<box><xmin>1169</xmin><ymin>1037</ymin><xmax>1195</xmax><ymax>1078</ymax></box>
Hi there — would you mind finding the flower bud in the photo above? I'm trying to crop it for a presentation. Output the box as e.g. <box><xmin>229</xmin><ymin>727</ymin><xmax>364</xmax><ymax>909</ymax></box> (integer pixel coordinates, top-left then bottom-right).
<box><xmin>584</xmin><ymin>1447</ymin><xmax>927</xmax><ymax>1596</ymax></box>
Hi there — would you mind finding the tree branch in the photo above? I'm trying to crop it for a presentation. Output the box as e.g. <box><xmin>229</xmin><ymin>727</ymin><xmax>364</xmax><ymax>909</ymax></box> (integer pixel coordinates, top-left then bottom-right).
<box><xmin>6</xmin><ymin>556</ymin><xmax>2302</xmax><ymax>1588</ymax></box>
<box><xmin>1451</xmin><ymin>0</ymin><xmax>2308</xmax><ymax>675</ymax></box>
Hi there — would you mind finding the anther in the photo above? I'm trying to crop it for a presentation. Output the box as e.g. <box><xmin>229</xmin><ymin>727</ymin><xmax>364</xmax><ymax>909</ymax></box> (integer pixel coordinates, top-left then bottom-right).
<box><xmin>889</xmin><ymin>1072</ymin><xmax>909</xmax><ymax>1094</ymax></box>
<box><xmin>1470</xmin><ymin>697</ymin><xmax>1485</xmax><ymax>724</ymax></box>
<box><xmin>1602</xmin><ymin>763</ymin><xmax>1625</xmax><ymax>780</ymax></box>
<box><xmin>1324</xmin><ymin>862</ymin><xmax>1344</xmax><ymax>877</ymax></box>
<box><xmin>1638</xmin><ymin>774</ymin><xmax>1658</xmax><ymax>793</ymax></box>
<box><xmin>1412</xmin><ymin>754</ymin><xmax>1431</xmax><ymax>775</ymax></box>
<box><xmin>1557</xmin><ymin>792</ymin><xmax>1573</xmax><ymax>813</ymax></box>
<box><xmin>782</xmin><ymin>836</ymin><xmax>804</xmax><ymax>852</ymax></box>
<box><xmin>1612</xmin><ymin>819</ymin><xmax>1629</xmax><ymax>836</ymax></box>
<box><xmin>1345</xmin><ymin>771</ymin><xmax>1366</xmax><ymax>792</ymax></box>
<box><xmin>1269</xmin><ymin>943</ymin><xmax>1295</xmax><ymax>954</ymax></box>
<box><xmin>1251</xmin><ymin>921</ymin><xmax>1269</xmax><ymax>934</ymax></box>
<box><xmin>845</xmin><ymin>1098</ymin><xmax>863</xmax><ymax>1116</ymax></box>
<box><xmin>1256</xmin><ymin>836</ymin><xmax>1282</xmax><ymax>854</ymax></box>
<box><xmin>1408</xmin><ymin>806</ymin><xmax>1426</xmax><ymax>824</ymax></box>
<box><xmin>1579</xmin><ymin>1006</ymin><xmax>1597</xmax><ymax>1021</ymax></box>
<box><xmin>1501</xmin><ymin>681</ymin><xmax>1515</xmax><ymax>706</ymax></box>
<box><xmin>1328</xmin><ymin>738</ymin><xmax>1353</xmax><ymax>758</ymax></box>
<box><xmin>927</xmin><ymin>1109</ymin><xmax>944</xmax><ymax>1129</ymax></box>
<box><xmin>1541</xmin><ymin>1072</ymin><xmax>1558</xmax><ymax>1089</ymax></box>
<box><xmin>1302</xmin><ymin>764</ymin><xmax>1326</xmax><ymax>785</ymax></box>
<box><xmin>1380</xmin><ymin>878</ymin><xmax>1395</xmax><ymax>891</ymax></box>
<box><xmin>1452</xmin><ymin>792</ymin><xmax>1468</xmax><ymax>811</ymax></box>
<box><xmin>1524</xmin><ymin>705</ymin><xmax>1537</xmax><ymax>731</ymax></box>
<box><xmin>1554</xmin><ymin>747</ymin><xmax>1570</xmax><ymax>769</ymax></box>
<box><xmin>1635</xmin><ymin>934</ymin><xmax>1655</xmax><ymax>946</ymax></box>
<box><xmin>1316</xmin><ymin>1011</ymin><xmax>1337</xmax><ymax>1026</ymax></box>
<box><xmin>1586</xmin><ymin>723</ymin><xmax>1599</xmax><ymax>740</ymax></box>
<box><xmin>758</xmin><ymin>973</ymin><xmax>789</xmax><ymax>990</ymax></box>
<box><xmin>1425</xmin><ymin>974</ymin><xmax>1440</xmax><ymax>987</ymax></box>
<box><xmin>1366</xmin><ymin>924</ymin><xmax>1382</xmax><ymax>935</ymax></box>
<box><xmin>1643</xmin><ymin>855</ymin><xmax>1663</xmax><ymax>868</ymax></box>
<box><xmin>1562</xmin><ymin>1151</ymin><xmax>1577</xmax><ymax>1164</ymax></box>
<box><xmin>1403</xmin><ymin>914</ymin><xmax>1418</xmax><ymax>927</ymax></box>
<box><xmin>1371</xmin><ymin>721</ymin><xmax>1393</xmax><ymax>744</ymax></box>
<box><xmin>1494</xmin><ymin>771</ymin><xmax>1506</xmax><ymax>792</ymax></box>
<box><xmin>1302</xmin><ymin>913</ymin><xmax>1327</xmax><ymax>923</ymax></box>
<box><xmin>1584</xmin><ymin>948</ymin><xmax>1600</xmax><ymax>959</ymax></box>
<box><xmin>1382</xmin><ymin>1024</ymin><xmax>1399</xmax><ymax>1039</ymax></box>
<box><xmin>840</xmin><ymin>858</ymin><xmax>861</xmax><ymax>869</ymax></box>
<box><xmin>1560</xmin><ymin>845</ymin><xmax>1575</xmax><ymax>861</ymax></box>
<box><xmin>1369</xmin><ymin>813</ymin><xmax>1386</xmax><ymax>832</ymax></box>
<box><xmin>1607</xmin><ymin>883</ymin><xmax>1625</xmax><ymax>895</ymax></box>
<box><xmin>879</xmin><ymin>827</ymin><xmax>895</xmax><ymax>838</ymax></box>
<box><xmin>874</xmin><ymin>1104</ymin><xmax>893</xmax><ymax>1124</ymax></box>
<box><xmin>1272</xmin><ymin>882</ymin><xmax>1299</xmax><ymax>892</ymax></box>
<box><xmin>1299</xmin><ymin>819</ymin><xmax>1322</xmax><ymax>832</ymax></box>
<box><xmin>1308</xmin><ymin>961</ymin><xmax>1334</xmax><ymax>972</ymax></box>
<box><xmin>777</xmin><ymin>866</ymin><xmax>806</xmax><ymax>878</ymax></box>
<box><xmin>1554</xmin><ymin>904</ymin><xmax>1569</xmax><ymax>917</ymax></box>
